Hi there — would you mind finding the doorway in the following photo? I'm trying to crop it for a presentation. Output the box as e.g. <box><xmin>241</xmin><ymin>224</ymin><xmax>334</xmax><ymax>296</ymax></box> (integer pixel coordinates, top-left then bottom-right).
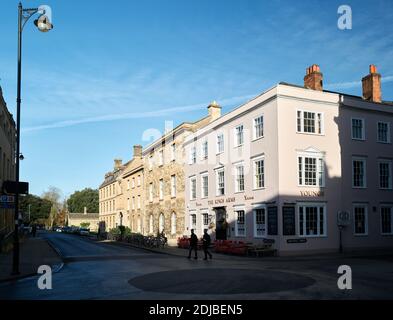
<box><xmin>215</xmin><ymin>207</ymin><xmax>227</xmax><ymax>240</ymax></box>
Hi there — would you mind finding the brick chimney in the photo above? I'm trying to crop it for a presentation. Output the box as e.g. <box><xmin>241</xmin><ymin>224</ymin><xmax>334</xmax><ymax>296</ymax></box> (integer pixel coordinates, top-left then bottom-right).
<box><xmin>208</xmin><ymin>101</ymin><xmax>221</xmax><ymax>120</ymax></box>
<box><xmin>304</xmin><ymin>64</ymin><xmax>323</xmax><ymax>91</ymax></box>
<box><xmin>362</xmin><ymin>65</ymin><xmax>382</xmax><ymax>103</ymax></box>
<box><xmin>133</xmin><ymin>145</ymin><xmax>142</xmax><ymax>158</ymax></box>
<box><xmin>114</xmin><ymin>159</ymin><xmax>122</xmax><ymax>170</ymax></box>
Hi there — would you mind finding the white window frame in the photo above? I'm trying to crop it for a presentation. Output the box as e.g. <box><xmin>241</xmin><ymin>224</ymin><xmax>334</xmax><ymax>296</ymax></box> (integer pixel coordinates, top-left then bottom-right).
<box><xmin>137</xmin><ymin>195</ymin><xmax>141</xmax><ymax>209</ymax></box>
<box><xmin>201</xmin><ymin>140</ymin><xmax>208</xmax><ymax>160</ymax></box>
<box><xmin>189</xmin><ymin>212</ymin><xmax>197</xmax><ymax>230</ymax></box>
<box><xmin>201</xmin><ymin>173</ymin><xmax>209</xmax><ymax>199</ymax></box>
<box><xmin>171</xmin><ymin>143</ymin><xmax>176</xmax><ymax>161</ymax></box>
<box><xmin>149</xmin><ymin>214</ymin><xmax>154</xmax><ymax>234</ymax></box>
<box><xmin>235</xmin><ymin>163</ymin><xmax>245</xmax><ymax>193</ymax></box>
<box><xmin>149</xmin><ymin>183</ymin><xmax>153</xmax><ymax>202</ymax></box>
<box><xmin>217</xmin><ymin>133</ymin><xmax>224</xmax><ymax>154</ymax></box>
<box><xmin>253</xmin><ymin>204</ymin><xmax>267</xmax><ymax>238</ymax></box>
<box><xmin>377</xmin><ymin>121</ymin><xmax>391</xmax><ymax>144</ymax></box>
<box><xmin>296</xmin><ymin>109</ymin><xmax>324</xmax><ymax>135</ymax></box>
<box><xmin>235</xmin><ymin>208</ymin><xmax>246</xmax><ymax>237</ymax></box>
<box><xmin>190</xmin><ymin>176</ymin><xmax>197</xmax><ymax>200</ymax></box>
<box><xmin>379</xmin><ymin>159</ymin><xmax>392</xmax><ymax>190</ymax></box>
<box><xmin>252</xmin><ymin>156</ymin><xmax>265</xmax><ymax>190</ymax></box>
<box><xmin>190</xmin><ymin>146</ymin><xmax>197</xmax><ymax>164</ymax></box>
<box><xmin>158</xmin><ymin>150</ymin><xmax>164</xmax><ymax>166</ymax></box>
<box><xmin>127</xmin><ymin>179</ymin><xmax>130</xmax><ymax>190</ymax></box>
<box><xmin>132</xmin><ymin>197</ymin><xmax>135</xmax><ymax>210</ymax></box>
<box><xmin>297</xmin><ymin>151</ymin><xmax>325</xmax><ymax>187</ymax></box>
<box><xmin>253</xmin><ymin>115</ymin><xmax>264</xmax><ymax>140</ymax></box>
<box><xmin>159</xmin><ymin>179</ymin><xmax>164</xmax><ymax>200</ymax></box>
<box><xmin>137</xmin><ymin>175</ymin><xmax>141</xmax><ymax>186</ymax></box>
<box><xmin>127</xmin><ymin>198</ymin><xmax>130</xmax><ymax>211</ymax></box>
<box><xmin>171</xmin><ymin>212</ymin><xmax>177</xmax><ymax>236</ymax></box>
<box><xmin>215</xmin><ymin>167</ymin><xmax>225</xmax><ymax>196</ymax></box>
<box><xmin>297</xmin><ymin>202</ymin><xmax>327</xmax><ymax>237</ymax></box>
<box><xmin>353</xmin><ymin>204</ymin><xmax>368</xmax><ymax>236</ymax></box>
<box><xmin>351</xmin><ymin>117</ymin><xmax>365</xmax><ymax>141</ymax></box>
<box><xmin>234</xmin><ymin>124</ymin><xmax>244</xmax><ymax>147</ymax></box>
<box><xmin>159</xmin><ymin>213</ymin><xmax>165</xmax><ymax>233</ymax></box>
<box><xmin>201</xmin><ymin>210</ymin><xmax>209</xmax><ymax>235</ymax></box>
<box><xmin>352</xmin><ymin>157</ymin><xmax>367</xmax><ymax>189</ymax></box>
<box><xmin>171</xmin><ymin>174</ymin><xmax>177</xmax><ymax>197</ymax></box>
<box><xmin>132</xmin><ymin>178</ymin><xmax>135</xmax><ymax>188</ymax></box>
<box><xmin>380</xmin><ymin>205</ymin><xmax>393</xmax><ymax>235</ymax></box>
<box><xmin>149</xmin><ymin>155</ymin><xmax>154</xmax><ymax>170</ymax></box>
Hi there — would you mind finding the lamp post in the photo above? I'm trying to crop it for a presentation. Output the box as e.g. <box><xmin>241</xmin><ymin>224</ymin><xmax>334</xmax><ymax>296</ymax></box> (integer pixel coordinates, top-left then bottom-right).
<box><xmin>12</xmin><ymin>2</ymin><xmax>53</xmax><ymax>275</ymax></box>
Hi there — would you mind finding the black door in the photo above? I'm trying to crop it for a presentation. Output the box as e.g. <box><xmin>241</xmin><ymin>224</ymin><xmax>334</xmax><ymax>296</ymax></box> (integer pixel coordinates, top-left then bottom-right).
<box><xmin>215</xmin><ymin>207</ymin><xmax>227</xmax><ymax>240</ymax></box>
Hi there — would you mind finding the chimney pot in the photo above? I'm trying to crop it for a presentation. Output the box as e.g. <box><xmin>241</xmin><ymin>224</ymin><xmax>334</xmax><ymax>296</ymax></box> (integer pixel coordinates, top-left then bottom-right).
<box><xmin>133</xmin><ymin>145</ymin><xmax>142</xmax><ymax>158</ymax></box>
<box><xmin>304</xmin><ymin>64</ymin><xmax>323</xmax><ymax>91</ymax></box>
<box><xmin>362</xmin><ymin>64</ymin><xmax>382</xmax><ymax>103</ymax></box>
<box><xmin>208</xmin><ymin>101</ymin><xmax>221</xmax><ymax>121</ymax></box>
<box><xmin>114</xmin><ymin>159</ymin><xmax>122</xmax><ymax>170</ymax></box>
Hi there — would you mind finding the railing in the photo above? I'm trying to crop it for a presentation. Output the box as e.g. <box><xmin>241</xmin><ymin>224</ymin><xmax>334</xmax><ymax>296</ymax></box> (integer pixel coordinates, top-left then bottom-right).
<box><xmin>108</xmin><ymin>233</ymin><xmax>168</xmax><ymax>249</ymax></box>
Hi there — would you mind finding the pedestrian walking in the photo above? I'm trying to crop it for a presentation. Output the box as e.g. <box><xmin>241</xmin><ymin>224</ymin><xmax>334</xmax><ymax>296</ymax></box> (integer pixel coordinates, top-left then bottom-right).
<box><xmin>202</xmin><ymin>229</ymin><xmax>212</xmax><ymax>260</ymax></box>
<box><xmin>187</xmin><ymin>229</ymin><xmax>198</xmax><ymax>259</ymax></box>
<box><xmin>32</xmin><ymin>224</ymin><xmax>37</xmax><ymax>237</ymax></box>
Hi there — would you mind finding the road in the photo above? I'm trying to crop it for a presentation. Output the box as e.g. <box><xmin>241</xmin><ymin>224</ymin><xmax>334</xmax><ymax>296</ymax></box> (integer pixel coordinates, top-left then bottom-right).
<box><xmin>0</xmin><ymin>231</ymin><xmax>392</xmax><ymax>300</ymax></box>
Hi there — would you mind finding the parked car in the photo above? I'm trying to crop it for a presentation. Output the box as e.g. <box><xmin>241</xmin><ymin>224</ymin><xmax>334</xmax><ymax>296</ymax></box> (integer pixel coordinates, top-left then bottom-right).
<box><xmin>79</xmin><ymin>228</ymin><xmax>90</xmax><ymax>236</ymax></box>
<box><xmin>62</xmin><ymin>226</ymin><xmax>71</xmax><ymax>233</ymax></box>
<box><xmin>55</xmin><ymin>227</ymin><xmax>63</xmax><ymax>233</ymax></box>
<box><xmin>71</xmin><ymin>226</ymin><xmax>80</xmax><ymax>234</ymax></box>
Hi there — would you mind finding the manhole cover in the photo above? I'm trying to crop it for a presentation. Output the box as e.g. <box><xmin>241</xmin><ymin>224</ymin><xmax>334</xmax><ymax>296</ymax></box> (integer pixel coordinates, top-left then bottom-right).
<box><xmin>129</xmin><ymin>268</ymin><xmax>315</xmax><ymax>294</ymax></box>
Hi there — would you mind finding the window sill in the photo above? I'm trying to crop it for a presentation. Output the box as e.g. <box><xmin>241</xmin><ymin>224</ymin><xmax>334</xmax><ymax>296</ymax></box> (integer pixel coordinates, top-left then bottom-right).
<box><xmin>351</xmin><ymin>138</ymin><xmax>365</xmax><ymax>141</ymax></box>
<box><xmin>253</xmin><ymin>188</ymin><xmax>265</xmax><ymax>191</ymax></box>
<box><xmin>377</xmin><ymin>141</ymin><xmax>391</xmax><ymax>144</ymax></box>
<box><xmin>298</xmin><ymin>235</ymin><xmax>327</xmax><ymax>238</ymax></box>
<box><xmin>354</xmin><ymin>234</ymin><xmax>368</xmax><ymax>237</ymax></box>
<box><xmin>235</xmin><ymin>191</ymin><xmax>245</xmax><ymax>194</ymax></box>
<box><xmin>252</xmin><ymin>136</ymin><xmax>264</xmax><ymax>142</ymax></box>
<box><xmin>296</xmin><ymin>132</ymin><xmax>325</xmax><ymax>136</ymax></box>
<box><xmin>379</xmin><ymin>188</ymin><xmax>393</xmax><ymax>191</ymax></box>
<box><xmin>352</xmin><ymin>186</ymin><xmax>367</xmax><ymax>189</ymax></box>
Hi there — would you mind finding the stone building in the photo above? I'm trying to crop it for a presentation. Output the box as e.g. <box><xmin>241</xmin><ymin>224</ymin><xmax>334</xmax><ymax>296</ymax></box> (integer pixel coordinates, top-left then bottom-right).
<box><xmin>0</xmin><ymin>86</ymin><xmax>16</xmax><ymax>249</ymax></box>
<box><xmin>66</xmin><ymin>207</ymin><xmax>99</xmax><ymax>232</ymax></box>
<box><xmin>98</xmin><ymin>159</ymin><xmax>125</xmax><ymax>231</ymax></box>
<box><xmin>184</xmin><ymin>64</ymin><xmax>393</xmax><ymax>255</ymax></box>
<box><xmin>121</xmin><ymin>145</ymin><xmax>144</xmax><ymax>233</ymax></box>
<box><xmin>142</xmin><ymin>103</ymin><xmax>221</xmax><ymax>244</ymax></box>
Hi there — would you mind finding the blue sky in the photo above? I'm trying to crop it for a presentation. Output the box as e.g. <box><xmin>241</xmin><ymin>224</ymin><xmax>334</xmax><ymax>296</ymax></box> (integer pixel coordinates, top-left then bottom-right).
<box><xmin>0</xmin><ymin>0</ymin><xmax>392</xmax><ymax>199</ymax></box>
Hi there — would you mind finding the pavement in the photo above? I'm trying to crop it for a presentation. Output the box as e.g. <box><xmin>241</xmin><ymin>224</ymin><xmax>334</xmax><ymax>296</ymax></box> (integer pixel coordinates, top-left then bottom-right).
<box><xmin>0</xmin><ymin>231</ymin><xmax>392</xmax><ymax>300</ymax></box>
<box><xmin>0</xmin><ymin>233</ymin><xmax>63</xmax><ymax>283</ymax></box>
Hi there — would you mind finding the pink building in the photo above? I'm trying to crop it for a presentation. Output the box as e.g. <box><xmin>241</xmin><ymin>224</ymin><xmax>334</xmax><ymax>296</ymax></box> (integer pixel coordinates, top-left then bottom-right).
<box><xmin>184</xmin><ymin>65</ymin><xmax>393</xmax><ymax>255</ymax></box>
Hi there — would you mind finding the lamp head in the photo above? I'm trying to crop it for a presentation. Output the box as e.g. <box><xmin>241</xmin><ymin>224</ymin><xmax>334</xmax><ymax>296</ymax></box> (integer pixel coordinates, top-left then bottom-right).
<box><xmin>34</xmin><ymin>15</ymin><xmax>53</xmax><ymax>32</ymax></box>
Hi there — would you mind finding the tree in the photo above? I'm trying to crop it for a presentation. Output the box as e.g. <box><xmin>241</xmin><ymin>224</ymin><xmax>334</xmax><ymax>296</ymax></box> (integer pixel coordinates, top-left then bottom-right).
<box><xmin>67</xmin><ymin>188</ymin><xmax>99</xmax><ymax>213</ymax></box>
<box><xmin>42</xmin><ymin>186</ymin><xmax>63</xmax><ymax>211</ymax></box>
<box><xmin>80</xmin><ymin>222</ymin><xmax>90</xmax><ymax>229</ymax></box>
<box><xmin>19</xmin><ymin>194</ymin><xmax>52</xmax><ymax>222</ymax></box>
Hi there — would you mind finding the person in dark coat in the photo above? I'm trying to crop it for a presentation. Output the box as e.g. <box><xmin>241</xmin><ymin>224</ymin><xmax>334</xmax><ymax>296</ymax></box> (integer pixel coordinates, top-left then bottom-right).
<box><xmin>32</xmin><ymin>224</ymin><xmax>37</xmax><ymax>237</ymax></box>
<box><xmin>202</xmin><ymin>229</ymin><xmax>212</xmax><ymax>260</ymax></box>
<box><xmin>188</xmin><ymin>229</ymin><xmax>198</xmax><ymax>259</ymax></box>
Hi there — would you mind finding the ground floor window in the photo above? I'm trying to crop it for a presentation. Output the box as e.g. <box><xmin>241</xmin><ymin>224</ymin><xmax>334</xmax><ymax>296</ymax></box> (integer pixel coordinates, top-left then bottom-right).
<box><xmin>171</xmin><ymin>212</ymin><xmax>177</xmax><ymax>235</ymax></box>
<box><xmin>253</xmin><ymin>207</ymin><xmax>266</xmax><ymax>237</ymax></box>
<box><xmin>190</xmin><ymin>213</ymin><xmax>197</xmax><ymax>231</ymax></box>
<box><xmin>149</xmin><ymin>214</ymin><xmax>153</xmax><ymax>234</ymax></box>
<box><xmin>159</xmin><ymin>213</ymin><xmax>164</xmax><ymax>233</ymax></box>
<box><xmin>298</xmin><ymin>203</ymin><xmax>326</xmax><ymax>237</ymax></box>
<box><xmin>137</xmin><ymin>217</ymin><xmax>142</xmax><ymax>234</ymax></box>
<box><xmin>381</xmin><ymin>206</ymin><xmax>393</xmax><ymax>235</ymax></box>
<box><xmin>235</xmin><ymin>210</ymin><xmax>246</xmax><ymax>237</ymax></box>
<box><xmin>202</xmin><ymin>212</ymin><xmax>209</xmax><ymax>234</ymax></box>
<box><xmin>353</xmin><ymin>205</ymin><xmax>368</xmax><ymax>235</ymax></box>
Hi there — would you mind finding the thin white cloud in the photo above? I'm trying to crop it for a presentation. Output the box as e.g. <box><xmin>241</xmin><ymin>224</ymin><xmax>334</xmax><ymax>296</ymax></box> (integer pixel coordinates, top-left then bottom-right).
<box><xmin>22</xmin><ymin>94</ymin><xmax>254</xmax><ymax>133</ymax></box>
<box><xmin>325</xmin><ymin>75</ymin><xmax>393</xmax><ymax>90</ymax></box>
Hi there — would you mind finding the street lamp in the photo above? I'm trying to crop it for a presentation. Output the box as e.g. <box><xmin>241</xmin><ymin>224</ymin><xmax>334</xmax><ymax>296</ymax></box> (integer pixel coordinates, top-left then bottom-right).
<box><xmin>12</xmin><ymin>2</ymin><xmax>53</xmax><ymax>276</ymax></box>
